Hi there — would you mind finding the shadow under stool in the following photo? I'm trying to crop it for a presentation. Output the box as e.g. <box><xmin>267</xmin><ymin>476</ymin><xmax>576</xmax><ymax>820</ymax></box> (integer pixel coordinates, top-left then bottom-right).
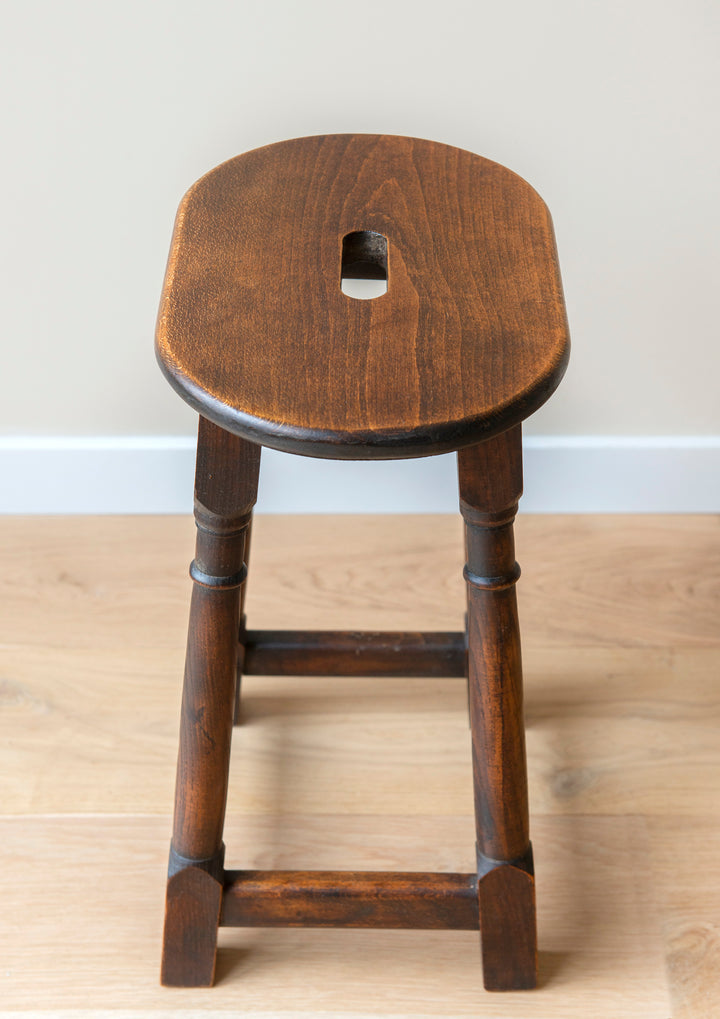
<box><xmin>155</xmin><ymin>134</ymin><xmax>570</xmax><ymax>992</ymax></box>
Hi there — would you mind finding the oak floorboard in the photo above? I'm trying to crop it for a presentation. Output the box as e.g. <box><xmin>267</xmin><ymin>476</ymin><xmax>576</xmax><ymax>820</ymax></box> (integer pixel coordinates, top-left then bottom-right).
<box><xmin>1</xmin><ymin>514</ymin><xmax>718</xmax><ymax>651</ymax></box>
<box><xmin>1</xmin><ymin>815</ymin><xmax>669</xmax><ymax>1016</ymax></box>
<box><xmin>648</xmin><ymin>818</ymin><xmax>720</xmax><ymax>1019</ymax></box>
<box><xmin>2</xmin><ymin>645</ymin><xmax>717</xmax><ymax>819</ymax></box>
<box><xmin>1</xmin><ymin>514</ymin><xmax>718</xmax><ymax>1014</ymax></box>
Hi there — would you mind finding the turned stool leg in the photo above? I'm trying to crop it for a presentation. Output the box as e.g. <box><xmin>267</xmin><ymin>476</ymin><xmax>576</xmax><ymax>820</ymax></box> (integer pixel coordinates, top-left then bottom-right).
<box><xmin>458</xmin><ymin>424</ymin><xmax>537</xmax><ymax>991</ymax></box>
<box><xmin>161</xmin><ymin>417</ymin><xmax>260</xmax><ymax>987</ymax></box>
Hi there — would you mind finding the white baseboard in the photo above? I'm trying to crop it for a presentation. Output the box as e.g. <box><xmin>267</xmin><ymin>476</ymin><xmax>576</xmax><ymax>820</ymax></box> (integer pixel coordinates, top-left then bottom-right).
<box><xmin>0</xmin><ymin>436</ymin><xmax>718</xmax><ymax>513</ymax></box>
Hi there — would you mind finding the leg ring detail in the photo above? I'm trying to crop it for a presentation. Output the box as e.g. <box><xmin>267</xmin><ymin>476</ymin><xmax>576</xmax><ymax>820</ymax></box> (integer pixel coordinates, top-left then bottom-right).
<box><xmin>189</xmin><ymin>560</ymin><xmax>248</xmax><ymax>590</ymax></box>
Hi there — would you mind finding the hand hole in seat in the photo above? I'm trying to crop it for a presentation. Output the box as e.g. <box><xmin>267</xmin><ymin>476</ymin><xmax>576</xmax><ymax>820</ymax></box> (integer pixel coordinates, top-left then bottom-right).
<box><xmin>341</xmin><ymin>231</ymin><xmax>388</xmax><ymax>300</ymax></box>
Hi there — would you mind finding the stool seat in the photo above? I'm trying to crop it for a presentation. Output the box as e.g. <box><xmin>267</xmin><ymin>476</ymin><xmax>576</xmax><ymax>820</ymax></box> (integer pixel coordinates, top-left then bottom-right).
<box><xmin>156</xmin><ymin>134</ymin><xmax>569</xmax><ymax>459</ymax></box>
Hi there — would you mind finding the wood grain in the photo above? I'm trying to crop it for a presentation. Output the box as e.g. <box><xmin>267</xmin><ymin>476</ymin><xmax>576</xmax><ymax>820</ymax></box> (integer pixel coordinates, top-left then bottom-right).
<box><xmin>0</xmin><ymin>514</ymin><xmax>718</xmax><ymax>1013</ymax></box>
<box><xmin>162</xmin><ymin>419</ymin><xmax>260</xmax><ymax>983</ymax></box>
<box><xmin>156</xmin><ymin>135</ymin><xmax>570</xmax><ymax>458</ymax></box>
<box><xmin>221</xmin><ymin>869</ymin><xmax>479</xmax><ymax>929</ymax></box>
<box><xmin>241</xmin><ymin>628</ymin><xmax>467</xmax><ymax>677</ymax></box>
<box><xmin>648</xmin><ymin>818</ymin><xmax>720</xmax><ymax>1018</ymax></box>
<box><xmin>459</xmin><ymin>425</ymin><xmax>536</xmax><ymax>988</ymax></box>
<box><xmin>2</xmin><ymin>517</ymin><xmax>719</xmax><ymax>819</ymax></box>
<box><xmin>164</xmin><ymin>425</ymin><xmax>540</xmax><ymax>986</ymax></box>
<box><xmin>2</xmin><ymin>515</ymin><xmax>715</xmax><ymax>654</ymax></box>
<box><xmin>0</xmin><ymin>814</ymin><xmax>671</xmax><ymax>1015</ymax></box>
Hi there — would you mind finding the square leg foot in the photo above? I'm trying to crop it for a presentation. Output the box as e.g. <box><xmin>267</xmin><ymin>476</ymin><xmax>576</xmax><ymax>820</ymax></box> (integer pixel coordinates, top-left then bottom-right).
<box><xmin>478</xmin><ymin>847</ymin><xmax>537</xmax><ymax>991</ymax></box>
<box><xmin>161</xmin><ymin>864</ymin><xmax>223</xmax><ymax>987</ymax></box>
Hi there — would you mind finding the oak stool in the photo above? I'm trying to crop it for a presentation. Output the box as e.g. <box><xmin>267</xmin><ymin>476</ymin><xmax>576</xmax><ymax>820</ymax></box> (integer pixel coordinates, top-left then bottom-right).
<box><xmin>156</xmin><ymin>134</ymin><xmax>570</xmax><ymax>991</ymax></box>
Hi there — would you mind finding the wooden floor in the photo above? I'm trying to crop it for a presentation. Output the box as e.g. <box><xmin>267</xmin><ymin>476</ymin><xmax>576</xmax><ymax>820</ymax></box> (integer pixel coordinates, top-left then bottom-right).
<box><xmin>1</xmin><ymin>514</ymin><xmax>718</xmax><ymax>1017</ymax></box>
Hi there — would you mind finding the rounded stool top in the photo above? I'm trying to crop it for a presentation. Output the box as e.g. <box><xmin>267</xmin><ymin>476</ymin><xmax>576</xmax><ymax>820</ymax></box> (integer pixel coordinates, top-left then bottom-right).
<box><xmin>156</xmin><ymin>134</ymin><xmax>569</xmax><ymax>459</ymax></box>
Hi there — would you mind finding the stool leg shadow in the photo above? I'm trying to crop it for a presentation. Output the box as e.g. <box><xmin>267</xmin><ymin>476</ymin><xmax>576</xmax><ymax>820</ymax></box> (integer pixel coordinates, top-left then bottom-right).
<box><xmin>161</xmin><ymin>418</ymin><xmax>260</xmax><ymax>987</ymax></box>
<box><xmin>459</xmin><ymin>424</ymin><xmax>537</xmax><ymax>991</ymax></box>
<box><xmin>234</xmin><ymin>516</ymin><xmax>253</xmax><ymax>725</ymax></box>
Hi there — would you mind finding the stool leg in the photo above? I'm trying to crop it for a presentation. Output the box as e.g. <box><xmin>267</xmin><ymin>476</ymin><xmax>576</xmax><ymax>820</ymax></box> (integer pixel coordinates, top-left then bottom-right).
<box><xmin>458</xmin><ymin>425</ymin><xmax>537</xmax><ymax>991</ymax></box>
<box><xmin>161</xmin><ymin>417</ymin><xmax>260</xmax><ymax>987</ymax></box>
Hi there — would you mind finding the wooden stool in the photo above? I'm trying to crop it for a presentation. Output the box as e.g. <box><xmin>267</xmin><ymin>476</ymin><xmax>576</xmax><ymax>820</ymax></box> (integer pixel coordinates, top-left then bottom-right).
<box><xmin>156</xmin><ymin>134</ymin><xmax>570</xmax><ymax>991</ymax></box>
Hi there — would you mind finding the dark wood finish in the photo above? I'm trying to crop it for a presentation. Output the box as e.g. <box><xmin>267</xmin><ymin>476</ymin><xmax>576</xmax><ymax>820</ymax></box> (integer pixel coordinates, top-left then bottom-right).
<box><xmin>241</xmin><ymin>629</ymin><xmax>466</xmax><ymax>678</ymax></box>
<box><xmin>221</xmin><ymin>871</ymin><xmax>479</xmax><ymax>929</ymax></box>
<box><xmin>161</xmin><ymin>417</ymin><xmax>260</xmax><ymax>987</ymax></box>
<box><xmin>156</xmin><ymin>134</ymin><xmax>570</xmax><ymax>459</ymax></box>
<box><xmin>158</xmin><ymin>136</ymin><xmax>568</xmax><ymax>991</ymax></box>
<box><xmin>458</xmin><ymin>424</ymin><xmax>537</xmax><ymax>990</ymax></box>
<box><xmin>477</xmin><ymin>848</ymin><xmax>536</xmax><ymax>992</ymax></box>
<box><xmin>162</xmin><ymin>864</ymin><xmax>223</xmax><ymax>987</ymax></box>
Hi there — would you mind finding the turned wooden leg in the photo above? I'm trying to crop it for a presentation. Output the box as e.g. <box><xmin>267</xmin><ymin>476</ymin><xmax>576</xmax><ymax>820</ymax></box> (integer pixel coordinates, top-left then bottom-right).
<box><xmin>161</xmin><ymin>417</ymin><xmax>260</xmax><ymax>987</ymax></box>
<box><xmin>458</xmin><ymin>424</ymin><xmax>537</xmax><ymax>992</ymax></box>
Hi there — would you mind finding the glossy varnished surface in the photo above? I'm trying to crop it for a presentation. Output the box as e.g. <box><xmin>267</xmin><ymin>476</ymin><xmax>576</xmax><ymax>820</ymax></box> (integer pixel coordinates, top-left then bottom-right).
<box><xmin>156</xmin><ymin>135</ymin><xmax>570</xmax><ymax>458</ymax></box>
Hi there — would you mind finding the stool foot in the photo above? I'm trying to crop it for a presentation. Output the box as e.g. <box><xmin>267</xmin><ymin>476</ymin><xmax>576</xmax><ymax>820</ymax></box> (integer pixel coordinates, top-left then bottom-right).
<box><xmin>161</xmin><ymin>853</ymin><xmax>224</xmax><ymax>987</ymax></box>
<box><xmin>477</xmin><ymin>847</ymin><xmax>537</xmax><ymax>991</ymax></box>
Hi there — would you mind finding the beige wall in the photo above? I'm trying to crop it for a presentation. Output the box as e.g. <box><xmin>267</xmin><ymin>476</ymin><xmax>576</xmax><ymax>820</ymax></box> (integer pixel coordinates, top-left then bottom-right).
<box><xmin>2</xmin><ymin>0</ymin><xmax>718</xmax><ymax>439</ymax></box>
